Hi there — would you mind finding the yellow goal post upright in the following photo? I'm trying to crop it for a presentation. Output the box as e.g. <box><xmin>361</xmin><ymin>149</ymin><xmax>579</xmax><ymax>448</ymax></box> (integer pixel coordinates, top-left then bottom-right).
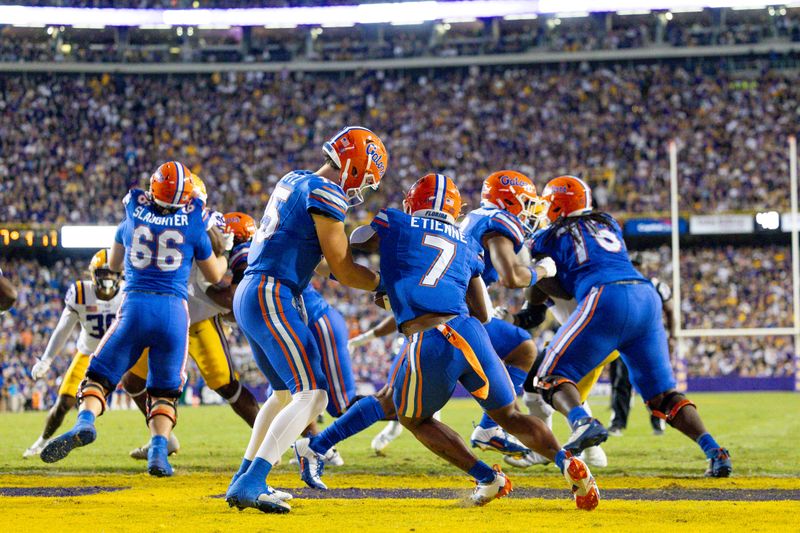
<box><xmin>668</xmin><ymin>138</ymin><xmax>800</xmax><ymax>393</ymax></box>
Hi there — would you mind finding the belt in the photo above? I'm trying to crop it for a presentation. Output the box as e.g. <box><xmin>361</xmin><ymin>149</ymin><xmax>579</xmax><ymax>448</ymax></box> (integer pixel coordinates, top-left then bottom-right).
<box><xmin>607</xmin><ymin>280</ymin><xmax>646</xmax><ymax>286</ymax></box>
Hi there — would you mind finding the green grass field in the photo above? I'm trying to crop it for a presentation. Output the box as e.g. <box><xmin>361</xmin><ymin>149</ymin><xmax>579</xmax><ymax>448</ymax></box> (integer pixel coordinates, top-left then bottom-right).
<box><xmin>2</xmin><ymin>393</ymin><xmax>799</xmax><ymax>532</ymax></box>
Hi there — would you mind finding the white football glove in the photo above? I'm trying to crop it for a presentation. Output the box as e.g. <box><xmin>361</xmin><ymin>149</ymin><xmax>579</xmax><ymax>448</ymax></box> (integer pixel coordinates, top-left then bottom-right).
<box><xmin>221</xmin><ymin>231</ymin><xmax>235</xmax><ymax>252</ymax></box>
<box><xmin>347</xmin><ymin>330</ymin><xmax>376</xmax><ymax>351</ymax></box>
<box><xmin>533</xmin><ymin>257</ymin><xmax>557</xmax><ymax>279</ymax></box>
<box><xmin>492</xmin><ymin>306</ymin><xmax>514</xmax><ymax>323</ymax></box>
<box><xmin>31</xmin><ymin>357</ymin><xmax>51</xmax><ymax>380</ymax></box>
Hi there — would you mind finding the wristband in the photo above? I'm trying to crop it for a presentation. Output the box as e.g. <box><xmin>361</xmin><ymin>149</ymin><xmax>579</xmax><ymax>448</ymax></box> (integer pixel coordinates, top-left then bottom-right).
<box><xmin>527</xmin><ymin>265</ymin><xmax>539</xmax><ymax>287</ymax></box>
<box><xmin>375</xmin><ymin>272</ymin><xmax>386</xmax><ymax>293</ymax></box>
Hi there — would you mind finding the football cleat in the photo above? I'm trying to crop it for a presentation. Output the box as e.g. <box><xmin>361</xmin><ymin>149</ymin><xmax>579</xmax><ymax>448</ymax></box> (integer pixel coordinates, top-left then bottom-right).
<box><xmin>293</xmin><ymin>438</ymin><xmax>327</xmax><ymax>490</ymax></box>
<box><xmin>371</xmin><ymin>421</ymin><xmax>404</xmax><ymax>455</ymax></box>
<box><xmin>147</xmin><ymin>435</ymin><xmax>174</xmax><ymax>477</ymax></box>
<box><xmin>470</xmin><ymin>425</ymin><xmax>529</xmax><ymax>458</ymax></box>
<box><xmin>705</xmin><ymin>448</ymin><xmax>732</xmax><ymax>478</ymax></box>
<box><xmin>561</xmin><ymin>452</ymin><xmax>600</xmax><ymax>511</ymax></box>
<box><xmin>130</xmin><ymin>433</ymin><xmax>181</xmax><ymax>460</ymax></box>
<box><xmin>40</xmin><ymin>422</ymin><xmax>96</xmax><ymax>463</ymax></box>
<box><xmin>503</xmin><ymin>449</ymin><xmax>551</xmax><ymax>468</ymax></box>
<box><xmin>226</xmin><ymin>477</ymin><xmax>291</xmax><ymax>514</ymax></box>
<box><xmin>23</xmin><ymin>436</ymin><xmax>49</xmax><ymax>459</ymax></box>
<box><xmin>607</xmin><ymin>425</ymin><xmax>624</xmax><ymax>437</ymax></box>
<box><xmin>470</xmin><ymin>465</ymin><xmax>513</xmax><ymax>506</ymax></box>
<box><xmin>580</xmin><ymin>445</ymin><xmax>608</xmax><ymax>468</ymax></box>
<box><xmin>563</xmin><ymin>418</ymin><xmax>608</xmax><ymax>455</ymax></box>
<box><xmin>323</xmin><ymin>446</ymin><xmax>345</xmax><ymax>467</ymax></box>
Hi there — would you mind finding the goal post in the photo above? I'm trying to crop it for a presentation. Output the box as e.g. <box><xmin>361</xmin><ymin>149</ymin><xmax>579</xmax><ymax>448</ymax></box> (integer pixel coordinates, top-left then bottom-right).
<box><xmin>668</xmin><ymin>137</ymin><xmax>800</xmax><ymax>392</ymax></box>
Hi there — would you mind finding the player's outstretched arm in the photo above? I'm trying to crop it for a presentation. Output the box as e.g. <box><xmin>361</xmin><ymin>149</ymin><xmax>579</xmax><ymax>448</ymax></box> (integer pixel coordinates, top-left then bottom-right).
<box><xmin>0</xmin><ymin>274</ymin><xmax>17</xmax><ymax>312</ymax></box>
<box><xmin>348</xmin><ymin>314</ymin><xmax>397</xmax><ymax>350</ymax></box>
<box><xmin>197</xmin><ymin>254</ymin><xmax>228</xmax><ymax>285</ymax></box>
<box><xmin>486</xmin><ymin>235</ymin><xmax>537</xmax><ymax>289</ymax></box>
<box><xmin>32</xmin><ymin>306</ymin><xmax>80</xmax><ymax>379</ymax></box>
<box><xmin>313</xmin><ymin>214</ymin><xmax>380</xmax><ymax>291</ymax></box>
<box><xmin>465</xmin><ymin>275</ymin><xmax>491</xmax><ymax>324</ymax></box>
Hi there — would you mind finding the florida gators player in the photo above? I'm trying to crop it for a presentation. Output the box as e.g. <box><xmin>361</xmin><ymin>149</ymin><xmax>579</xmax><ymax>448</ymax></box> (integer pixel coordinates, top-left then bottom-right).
<box><xmin>530</xmin><ymin>175</ymin><xmax>731</xmax><ymax>477</ymax></box>
<box><xmin>40</xmin><ymin>162</ymin><xmax>228</xmax><ymax>477</ymax></box>
<box><xmin>24</xmin><ymin>250</ymin><xmax>123</xmax><ymax>458</ymax></box>
<box><xmin>301</xmin><ymin>173</ymin><xmax>599</xmax><ymax>509</ymax></box>
<box><xmin>458</xmin><ymin>170</ymin><xmax>553</xmax><ymax>458</ymax></box>
<box><xmin>225</xmin><ymin>126</ymin><xmax>387</xmax><ymax>514</ymax></box>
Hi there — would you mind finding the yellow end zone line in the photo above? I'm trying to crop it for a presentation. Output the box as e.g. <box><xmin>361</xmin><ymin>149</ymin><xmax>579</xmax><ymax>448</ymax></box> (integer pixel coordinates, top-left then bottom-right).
<box><xmin>1</xmin><ymin>473</ymin><xmax>799</xmax><ymax>491</ymax></box>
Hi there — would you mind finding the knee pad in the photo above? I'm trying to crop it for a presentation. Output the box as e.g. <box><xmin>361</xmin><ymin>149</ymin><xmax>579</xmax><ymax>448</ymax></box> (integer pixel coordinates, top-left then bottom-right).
<box><xmin>216</xmin><ymin>380</ymin><xmax>242</xmax><ymax>403</ymax></box>
<box><xmin>532</xmin><ymin>375</ymin><xmax>577</xmax><ymax>407</ymax></box>
<box><xmin>147</xmin><ymin>396</ymin><xmax>178</xmax><ymax>427</ymax></box>
<box><xmin>523</xmin><ymin>350</ymin><xmax>547</xmax><ymax>393</ymax></box>
<box><xmin>271</xmin><ymin>389</ymin><xmax>293</xmax><ymax>406</ymax></box>
<box><xmin>646</xmin><ymin>391</ymin><xmax>696</xmax><ymax>425</ymax></box>
<box><xmin>77</xmin><ymin>378</ymin><xmax>109</xmax><ymax>415</ymax></box>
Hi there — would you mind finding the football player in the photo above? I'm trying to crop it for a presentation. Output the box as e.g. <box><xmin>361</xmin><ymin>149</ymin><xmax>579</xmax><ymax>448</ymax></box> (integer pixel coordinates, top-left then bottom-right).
<box><xmin>0</xmin><ymin>266</ymin><xmax>17</xmax><ymax>312</ymax></box>
<box><xmin>24</xmin><ymin>250</ymin><xmax>122</xmax><ymax>458</ymax></box>
<box><xmin>530</xmin><ymin>175</ymin><xmax>731</xmax><ymax>478</ymax></box>
<box><xmin>225</xmin><ymin>126</ymin><xmax>387</xmax><ymax>514</ymax></box>
<box><xmin>123</xmin><ymin>192</ymin><xmax>260</xmax><ymax>459</ymax></box>
<box><xmin>296</xmin><ymin>174</ymin><xmax>599</xmax><ymax>510</ymax></box>
<box><xmin>40</xmin><ymin>162</ymin><xmax>228</xmax><ymax>477</ymax></box>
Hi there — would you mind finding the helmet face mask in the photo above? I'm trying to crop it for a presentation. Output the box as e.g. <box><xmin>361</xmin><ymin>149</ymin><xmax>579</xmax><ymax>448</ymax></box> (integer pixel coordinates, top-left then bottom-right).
<box><xmin>89</xmin><ymin>249</ymin><xmax>120</xmax><ymax>299</ymax></box>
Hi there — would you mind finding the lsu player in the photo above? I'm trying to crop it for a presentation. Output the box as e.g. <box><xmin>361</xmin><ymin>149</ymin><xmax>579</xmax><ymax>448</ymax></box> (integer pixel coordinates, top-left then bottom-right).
<box><xmin>41</xmin><ymin>162</ymin><xmax>228</xmax><ymax>477</ymax></box>
<box><xmin>338</xmin><ymin>173</ymin><xmax>598</xmax><ymax>508</ymax></box>
<box><xmin>123</xmin><ymin>191</ymin><xmax>260</xmax><ymax>459</ymax></box>
<box><xmin>24</xmin><ymin>250</ymin><xmax>122</xmax><ymax>458</ymax></box>
<box><xmin>530</xmin><ymin>175</ymin><xmax>731</xmax><ymax>477</ymax></box>
<box><xmin>225</xmin><ymin>126</ymin><xmax>387</xmax><ymax>514</ymax></box>
<box><xmin>458</xmin><ymin>171</ymin><xmax>553</xmax><ymax>458</ymax></box>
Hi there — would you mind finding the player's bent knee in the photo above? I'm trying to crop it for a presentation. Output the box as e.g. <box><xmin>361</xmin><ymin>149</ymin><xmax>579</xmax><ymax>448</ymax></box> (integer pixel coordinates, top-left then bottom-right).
<box><xmin>77</xmin><ymin>377</ymin><xmax>111</xmax><ymax>415</ymax></box>
<box><xmin>294</xmin><ymin>388</ymin><xmax>328</xmax><ymax>415</ymax></box>
<box><xmin>532</xmin><ymin>375</ymin><xmax>577</xmax><ymax>407</ymax></box>
<box><xmin>504</xmin><ymin>340</ymin><xmax>537</xmax><ymax>371</ymax></box>
<box><xmin>121</xmin><ymin>373</ymin><xmax>147</xmax><ymax>397</ymax></box>
<box><xmin>215</xmin><ymin>380</ymin><xmax>243</xmax><ymax>402</ymax></box>
<box><xmin>147</xmin><ymin>396</ymin><xmax>179</xmax><ymax>427</ymax></box>
<box><xmin>645</xmin><ymin>390</ymin><xmax>696</xmax><ymax>426</ymax></box>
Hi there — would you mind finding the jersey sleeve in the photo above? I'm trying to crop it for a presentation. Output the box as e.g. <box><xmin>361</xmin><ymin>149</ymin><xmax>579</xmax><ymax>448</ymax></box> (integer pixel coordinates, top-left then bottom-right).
<box><xmin>468</xmin><ymin>238</ymin><xmax>486</xmax><ymax>278</ymax></box>
<box><xmin>230</xmin><ymin>243</ymin><xmax>249</xmax><ymax>274</ymax></box>
<box><xmin>193</xmin><ymin>222</ymin><xmax>213</xmax><ymax>261</ymax></box>
<box><xmin>369</xmin><ymin>209</ymin><xmax>391</xmax><ymax>237</ymax></box>
<box><xmin>307</xmin><ymin>181</ymin><xmax>348</xmax><ymax>222</ymax></box>
<box><xmin>528</xmin><ymin>228</ymin><xmax>550</xmax><ymax>258</ymax></box>
<box><xmin>487</xmin><ymin>212</ymin><xmax>526</xmax><ymax>253</ymax></box>
<box><xmin>64</xmin><ymin>282</ymin><xmax>80</xmax><ymax>311</ymax></box>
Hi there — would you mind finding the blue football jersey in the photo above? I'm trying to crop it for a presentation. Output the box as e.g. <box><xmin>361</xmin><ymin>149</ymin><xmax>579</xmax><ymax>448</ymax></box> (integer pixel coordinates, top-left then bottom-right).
<box><xmin>370</xmin><ymin>208</ymin><xmax>484</xmax><ymax>326</ymax></box>
<box><xmin>114</xmin><ymin>189</ymin><xmax>212</xmax><ymax>300</ymax></box>
<box><xmin>301</xmin><ymin>286</ymin><xmax>330</xmax><ymax>324</ymax></box>
<box><xmin>460</xmin><ymin>207</ymin><xmax>527</xmax><ymax>286</ymax></box>
<box><xmin>529</xmin><ymin>213</ymin><xmax>646</xmax><ymax>301</ymax></box>
<box><xmin>246</xmin><ymin>171</ymin><xmax>348</xmax><ymax>294</ymax></box>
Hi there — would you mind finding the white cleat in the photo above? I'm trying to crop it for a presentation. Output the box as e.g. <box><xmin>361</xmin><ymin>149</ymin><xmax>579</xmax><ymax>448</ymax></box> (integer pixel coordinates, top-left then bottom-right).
<box><xmin>581</xmin><ymin>445</ymin><xmax>608</xmax><ymax>468</ymax></box>
<box><xmin>503</xmin><ymin>449</ymin><xmax>551</xmax><ymax>468</ymax></box>
<box><xmin>129</xmin><ymin>433</ymin><xmax>180</xmax><ymax>460</ymax></box>
<box><xmin>323</xmin><ymin>446</ymin><xmax>345</xmax><ymax>466</ymax></box>
<box><xmin>470</xmin><ymin>465</ymin><xmax>513</xmax><ymax>506</ymax></box>
<box><xmin>470</xmin><ymin>425</ymin><xmax>529</xmax><ymax>457</ymax></box>
<box><xmin>23</xmin><ymin>437</ymin><xmax>48</xmax><ymax>459</ymax></box>
<box><xmin>562</xmin><ymin>452</ymin><xmax>600</xmax><ymax>511</ymax></box>
<box><xmin>293</xmin><ymin>438</ymin><xmax>327</xmax><ymax>490</ymax></box>
<box><xmin>271</xmin><ymin>487</ymin><xmax>293</xmax><ymax>502</ymax></box>
<box><xmin>371</xmin><ymin>421</ymin><xmax>404</xmax><ymax>455</ymax></box>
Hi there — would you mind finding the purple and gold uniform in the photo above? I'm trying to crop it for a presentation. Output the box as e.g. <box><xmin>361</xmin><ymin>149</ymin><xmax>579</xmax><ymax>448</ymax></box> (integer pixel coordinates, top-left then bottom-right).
<box><xmin>371</xmin><ymin>208</ymin><xmax>516</xmax><ymax>419</ymax></box>
<box><xmin>87</xmin><ymin>188</ymin><xmax>211</xmax><ymax>396</ymax></box>
<box><xmin>233</xmin><ymin>170</ymin><xmax>348</xmax><ymax>394</ymax></box>
<box><xmin>531</xmin><ymin>213</ymin><xmax>675</xmax><ymax>400</ymax></box>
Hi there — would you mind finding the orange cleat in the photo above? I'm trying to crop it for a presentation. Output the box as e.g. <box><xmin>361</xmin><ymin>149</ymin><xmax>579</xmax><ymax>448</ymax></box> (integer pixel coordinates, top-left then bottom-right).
<box><xmin>470</xmin><ymin>465</ymin><xmax>513</xmax><ymax>506</ymax></box>
<box><xmin>562</xmin><ymin>451</ymin><xmax>600</xmax><ymax>511</ymax></box>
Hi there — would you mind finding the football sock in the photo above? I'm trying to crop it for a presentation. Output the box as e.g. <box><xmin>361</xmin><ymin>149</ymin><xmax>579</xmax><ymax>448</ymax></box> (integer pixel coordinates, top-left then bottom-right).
<box><xmin>244</xmin><ymin>390</ymin><xmax>291</xmax><ymax>461</ymax></box>
<box><xmin>696</xmin><ymin>433</ymin><xmax>721</xmax><ymax>458</ymax></box>
<box><xmin>77</xmin><ymin>410</ymin><xmax>96</xmax><ymax>426</ymax></box>
<box><xmin>468</xmin><ymin>460</ymin><xmax>496</xmax><ymax>484</ymax></box>
<box><xmin>310</xmin><ymin>395</ymin><xmax>386</xmax><ymax>455</ymax></box>
<box><xmin>554</xmin><ymin>449</ymin><xmax>567</xmax><ymax>472</ymax></box>
<box><xmin>478</xmin><ymin>365</ymin><xmax>528</xmax><ymax>430</ymax></box>
<box><xmin>244</xmin><ymin>457</ymin><xmax>272</xmax><ymax>483</ymax></box>
<box><xmin>257</xmin><ymin>389</ymin><xmax>328</xmax><ymax>466</ymax></box>
<box><xmin>567</xmin><ymin>406</ymin><xmax>591</xmax><ymax>429</ymax></box>
<box><xmin>234</xmin><ymin>458</ymin><xmax>253</xmax><ymax>479</ymax></box>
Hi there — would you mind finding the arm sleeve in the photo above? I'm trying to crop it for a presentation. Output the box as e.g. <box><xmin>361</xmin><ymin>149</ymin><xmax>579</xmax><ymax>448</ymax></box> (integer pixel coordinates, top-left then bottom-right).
<box><xmin>307</xmin><ymin>182</ymin><xmax>347</xmax><ymax>222</ymax></box>
<box><xmin>40</xmin><ymin>306</ymin><xmax>80</xmax><ymax>362</ymax></box>
<box><xmin>488</xmin><ymin>212</ymin><xmax>525</xmax><ymax>253</ymax></box>
<box><xmin>369</xmin><ymin>209</ymin><xmax>391</xmax><ymax>237</ymax></box>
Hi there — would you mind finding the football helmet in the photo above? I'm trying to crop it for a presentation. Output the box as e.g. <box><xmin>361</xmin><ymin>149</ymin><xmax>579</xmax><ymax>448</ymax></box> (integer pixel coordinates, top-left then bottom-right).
<box><xmin>192</xmin><ymin>173</ymin><xmax>208</xmax><ymax>206</ymax></box>
<box><xmin>149</xmin><ymin>161</ymin><xmax>194</xmax><ymax>209</ymax></box>
<box><xmin>538</xmin><ymin>175</ymin><xmax>593</xmax><ymax>224</ymax></box>
<box><xmin>322</xmin><ymin>126</ymin><xmax>388</xmax><ymax>207</ymax></box>
<box><xmin>224</xmin><ymin>212</ymin><xmax>257</xmax><ymax>245</ymax></box>
<box><xmin>403</xmin><ymin>173</ymin><xmax>462</xmax><ymax>225</ymax></box>
<box><xmin>89</xmin><ymin>249</ymin><xmax>121</xmax><ymax>299</ymax></box>
<box><xmin>481</xmin><ymin>170</ymin><xmax>546</xmax><ymax>234</ymax></box>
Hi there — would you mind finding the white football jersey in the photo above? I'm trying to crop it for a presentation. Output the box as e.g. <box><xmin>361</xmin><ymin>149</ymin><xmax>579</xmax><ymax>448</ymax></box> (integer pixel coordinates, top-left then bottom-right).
<box><xmin>186</xmin><ymin>263</ymin><xmax>228</xmax><ymax>325</ymax></box>
<box><xmin>64</xmin><ymin>280</ymin><xmax>124</xmax><ymax>354</ymax></box>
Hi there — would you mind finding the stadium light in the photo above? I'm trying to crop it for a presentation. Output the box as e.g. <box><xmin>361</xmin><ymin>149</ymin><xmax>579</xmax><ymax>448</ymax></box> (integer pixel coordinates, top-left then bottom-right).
<box><xmin>61</xmin><ymin>225</ymin><xmax>117</xmax><ymax>249</ymax></box>
<box><xmin>0</xmin><ymin>1</ymin><xmax>790</xmax><ymax>28</ymax></box>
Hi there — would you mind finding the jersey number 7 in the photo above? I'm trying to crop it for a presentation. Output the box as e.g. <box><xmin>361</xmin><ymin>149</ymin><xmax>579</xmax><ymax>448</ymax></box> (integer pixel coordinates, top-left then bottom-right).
<box><xmin>420</xmin><ymin>234</ymin><xmax>456</xmax><ymax>287</ymax></box>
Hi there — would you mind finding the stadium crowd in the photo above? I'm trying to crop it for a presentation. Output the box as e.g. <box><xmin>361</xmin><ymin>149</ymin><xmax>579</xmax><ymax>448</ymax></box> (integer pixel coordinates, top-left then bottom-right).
<box><xmin>1</xmin><ymin>63</ymin><xmax>796</xmax><ymax>227</ymax></box>
<box><xmin>1</xmin><ymin>243</ymin><xmax>795</xmax><ymax>411</ymax></box>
